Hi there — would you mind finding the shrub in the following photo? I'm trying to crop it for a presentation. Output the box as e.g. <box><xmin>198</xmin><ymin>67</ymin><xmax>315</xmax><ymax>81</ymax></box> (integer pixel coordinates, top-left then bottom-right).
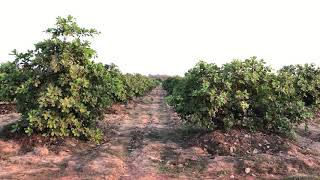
<box><xmin>12</xmin><ymin>16</ymin><xmax>112</xmax><ymax>143</ymax></box>
<box><xmin>164</xmin><ymin>57</ymin><xmax>313</xmax><ymax>136</ymax></box>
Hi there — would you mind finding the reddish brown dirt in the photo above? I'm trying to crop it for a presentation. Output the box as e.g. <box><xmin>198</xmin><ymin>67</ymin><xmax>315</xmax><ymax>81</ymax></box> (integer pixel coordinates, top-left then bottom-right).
<box><xmin>0</xmin><ymin>103</ymin><xmax>16</xmax><ymax>115</ymax></box>
<box><xmin>0</xmin><ymin>87</ymin><xmax>320</xmax><ymax>179</ymax></box>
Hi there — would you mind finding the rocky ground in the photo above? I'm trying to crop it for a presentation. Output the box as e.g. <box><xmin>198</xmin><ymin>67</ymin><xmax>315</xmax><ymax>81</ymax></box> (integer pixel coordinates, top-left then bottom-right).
<box><xmin>0</xmin><ymin>87</ymin><xmax>320</xmax><ymax>179</ymax></box>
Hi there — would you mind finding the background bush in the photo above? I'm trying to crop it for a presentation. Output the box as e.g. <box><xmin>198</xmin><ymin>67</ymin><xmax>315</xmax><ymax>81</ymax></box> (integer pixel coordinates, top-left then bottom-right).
<box><xmin>0</xmin><ymin>61</ymin><xmax>26</xmax><ymax>102</ymax></box>
<box><xmin>279</xmin><ymin>64</ymin><xmax>320</xmax><ymax>107</ymax></box>
<box><xmin>162</xmin><ymin>76</ymin><xmax>182</xmax><ymax>95</ymax></box>
<box><xmin>164</xmin><ymin>57</ymin><xmax>315</xmax><ymax>136</ymax></box>
<box><xmin>124</xmin><ymin>73</ymin><xmax>159</xmax><ymax>98</ymax></box>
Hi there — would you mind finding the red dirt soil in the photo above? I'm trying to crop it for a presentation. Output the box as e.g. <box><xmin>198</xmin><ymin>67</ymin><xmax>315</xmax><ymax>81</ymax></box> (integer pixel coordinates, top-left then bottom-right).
<box><xmin>0</xmin><ymin>87</ymin><xmax>320</xmax><ymax>179</ymax></box>
<box><xmin>0</xmin><ymin>103</ymin><xmax>16</xmax><ymax>115</ymax></box>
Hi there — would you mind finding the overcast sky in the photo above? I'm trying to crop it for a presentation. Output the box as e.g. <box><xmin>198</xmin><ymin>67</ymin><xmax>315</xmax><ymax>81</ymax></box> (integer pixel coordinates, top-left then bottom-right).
<box><xmin>0</xmin><ymin>0</ymin><xmax>319</xmax><ymax>75</ymax></box>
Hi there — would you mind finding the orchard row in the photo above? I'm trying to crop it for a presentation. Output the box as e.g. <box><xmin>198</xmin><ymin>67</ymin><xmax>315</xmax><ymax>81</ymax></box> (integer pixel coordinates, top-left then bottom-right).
<box><xmin>163</xmin><ymin>57</ymin><xmax>320</xmax><ymax>136</ymax></box>
<box><xmin>0</xmin><ymin>16</ymin><xmax>159</xmax><ymax>143</ymax></box>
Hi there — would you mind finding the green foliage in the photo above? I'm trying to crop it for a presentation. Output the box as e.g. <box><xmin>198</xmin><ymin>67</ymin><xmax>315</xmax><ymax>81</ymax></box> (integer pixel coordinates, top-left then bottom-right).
<box><xmin>103</xmin><ymin>64</ymin><xmax>158</xmax><ymax>103</ymax></box>
<box><xmin>162</xmin><ymin>76</ymin><xmax>182</xmax><ymax>95</ymax></box>
<box><xmin>9</xmin><ymin>15</ymin><xmax>157</xmax><ymax>143</ymax></box>
<box><xmin>279</xmin><ymin>64</ymin><xmax>320</xmax><ymax>107</ymax></box>
<box><xmin>12</xmin><ymin>16</ymin><xmax>106</xmax><ymax>143</ymax></box>
<box><xmin>104</xmin><ymin>63</ymin><xmax>128</xmax><ymax>103</ymax></box>
<box><xmin>0</xmin><ymin>61</ymin><xmax>27</xmax><ymax>102</ymax></box>
<box><xmin>164</xmin><ymin>57</ymin><xmax>314</xmax><ymax>136</ymax></box>
<box><xmin>124</xmin><ymin>73</ymin><xmax>159</xmax><ymax>98</ymax></box>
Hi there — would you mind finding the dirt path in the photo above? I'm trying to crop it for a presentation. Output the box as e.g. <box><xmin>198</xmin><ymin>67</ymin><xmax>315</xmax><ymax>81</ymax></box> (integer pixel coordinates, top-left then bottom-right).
<box><xmin>106</xmin><ymin>86</ymin><xmax>210</xmax><ymax>179</ymax></box>
<box><xmin>0</xmin><ymin>87</ymin><xmax>210</xmax><ymax>179</ymax></box>
<box><xmin>1</xmin><ymin>87</ymin><xmax>320</xmax><ymax>179</ymax></box>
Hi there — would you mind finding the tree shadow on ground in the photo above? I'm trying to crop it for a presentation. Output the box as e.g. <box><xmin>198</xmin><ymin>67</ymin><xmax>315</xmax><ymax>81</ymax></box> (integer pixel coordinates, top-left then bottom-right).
<box><xmin>145</xmin><ymin>125</ymin><xmax>209</xmax><ymax>148</ymax></box>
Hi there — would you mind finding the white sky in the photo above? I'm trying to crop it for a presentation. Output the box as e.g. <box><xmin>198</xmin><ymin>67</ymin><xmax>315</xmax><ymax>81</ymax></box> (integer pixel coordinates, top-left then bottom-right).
<box><xmin>0</xmin><ymin>0</ymin><xmax>319</xmax><ymax>75</ymax></box>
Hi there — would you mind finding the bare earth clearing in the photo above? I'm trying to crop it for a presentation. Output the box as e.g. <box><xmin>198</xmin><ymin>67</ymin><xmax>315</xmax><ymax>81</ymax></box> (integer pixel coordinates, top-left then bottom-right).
<box><xmin>1</xmin><ymin>87</ymin><xmax>320</xmax><ymax>179</ymax></box>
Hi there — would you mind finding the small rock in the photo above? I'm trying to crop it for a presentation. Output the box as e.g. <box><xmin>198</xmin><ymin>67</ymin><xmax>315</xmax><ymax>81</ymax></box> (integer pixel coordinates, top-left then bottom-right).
<box><xmin>177</xmin><ymin>164</ymin><xmax>184</xmax><ymax>168</ymax></box>
<box><xmin>191</xmin><ymin>156</ymin><xmax>197</xmax><ymax>161</ymax></box>
<box><xmin>258</xmin><ymin>143</ymin><xmax>262</xmax><ymax>147</ymax></box>
<box><xmin>67</xmin><ymin>160</ymin><xmax>76</xmax><ymax>166</ymax></box>
<box><xmin>267</xmin><ymin>145</ymin><xmax>270</xmax><ymax>149</ymax></box>
<box><xmin>244</xmin><ymin>134</ymin><xmax>250</xmax><ymax>138</ymax></box>
<box><xmin>59</xmin><ymin>151</ymin><xmax>69</xmax><ymax>156</ymax></box>
<box><xmin>230</xmin><ymin>175</ymin><xmax>235</xmax><ymax>179</ymax></box>
<box><xmin>66</xmin><ymin>160</ymin><xmax>78</xmax><ymax>170</ymax></box>
<box><xmin>149</xmin><ymin>156</ymin><xmax>160</xmax><ymax>162</ymax></box>
<box><xmin>33</xmin><ymin>146</ymin><xmax>49</xmax><ymax>156</ymax></box>
<box><xmin>245</xmin><ymin>167</ymin><xmax>251</xmax><ymax>174</ymax></box>
<box><xmin>252</xmin><ymin>148</ymin><xmax>258</xmax><ymax>154</ymax></box>
<box><xmin>230</xmin><ymin>146</ymin><xmax>236</xmax><ymax>153</ymax></box>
